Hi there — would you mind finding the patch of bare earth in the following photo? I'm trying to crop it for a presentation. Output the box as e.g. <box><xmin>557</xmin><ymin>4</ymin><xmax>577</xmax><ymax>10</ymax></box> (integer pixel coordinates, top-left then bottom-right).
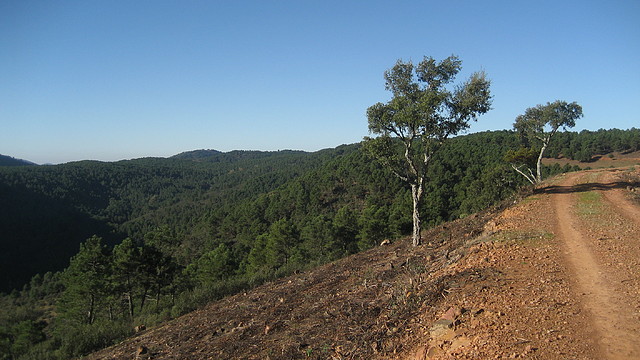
<box><xmin>548</xmin><ymin>168</ymin><xmax>640</xmax><ymax>359</ymax></box>
<box><xmin>86</xmin><ymin>167</ymin><xmax>640</xmax><ymax>360</ymax></box>
<box><xmin>543</xmin><ymin>150</ymin><xmax>640</xmax><ymax>169</ymax></box>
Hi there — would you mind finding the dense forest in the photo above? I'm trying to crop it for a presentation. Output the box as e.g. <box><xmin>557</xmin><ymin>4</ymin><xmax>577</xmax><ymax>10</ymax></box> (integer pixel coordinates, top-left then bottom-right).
<box><xmin>0</xmin><ymin>128</ymin><xmax>638</xmax><ymax>359</ymax></box>
<box><xmin>0</xmin><ymin>156</ymin><xmax>34</xmax><ymax>167</ymax></box>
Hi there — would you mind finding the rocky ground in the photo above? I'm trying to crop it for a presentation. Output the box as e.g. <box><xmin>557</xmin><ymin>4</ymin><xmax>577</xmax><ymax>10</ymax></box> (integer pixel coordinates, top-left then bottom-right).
<box><xmin>86</xmin><ymin>166</ymin><xmax>640</xmax><ymax>360</ymax></box>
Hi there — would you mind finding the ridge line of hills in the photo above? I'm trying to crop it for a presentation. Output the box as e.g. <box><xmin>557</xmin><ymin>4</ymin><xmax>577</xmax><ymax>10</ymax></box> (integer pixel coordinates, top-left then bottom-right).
<box><xmin>1</xmin><ymin>148</ymin><xmax>321</xmax><ymax>167</ymax></box>
<box><xmin>0</xmin><ymin>154</ymin><xmax>36</xmax><ymax>167</ymax></box>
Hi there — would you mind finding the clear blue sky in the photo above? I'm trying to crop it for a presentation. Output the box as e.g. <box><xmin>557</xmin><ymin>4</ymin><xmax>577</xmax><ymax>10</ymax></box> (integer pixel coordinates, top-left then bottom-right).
<box><xmin>1</xmin><ymin>0</ymin><xmax>638</xmax><ymax>164</ymax></box>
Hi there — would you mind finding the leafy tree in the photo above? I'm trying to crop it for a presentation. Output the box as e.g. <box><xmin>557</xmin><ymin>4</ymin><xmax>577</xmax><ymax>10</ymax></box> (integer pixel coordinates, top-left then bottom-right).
<box><xmin>357</xmin><ymin>205</ymin><xmax>390</xmax><ymax>250</ymax></box>
<box><xmin>245</xmin><ymin>234</ymin><xmax>269</xmax><ymax>275</ymax></box>
<box><xmin>264</xmin><ymin>219</ymin><xmax>298</xmax><ymax>269</ymax></box>
<box><xmin>137</xmin><ymin>245</ymin><xmax>174</xmax><ymax>312</ymax></box>
<box><xmin>191</xmin><ymin>244</ymin><xmax>234</xmax><ymax>285</ymax></box>
<box><xmin>509</xmin><ymin>100</ymin><xmax>583</xmax><ymax>184</ymax></box>
<box><xmin>58</xmin><ymin>236</ymin><xmax>111</xmax><ymax>325</ymax></box>
<box><xmin>333</xmin><ymin>206</ymin><xmax>360</xmax><ymax>254</ymax></box>
<box><xmin>364</xmin><ymin>55</ymin><xmax>492</xmax><ymax>245</ymax></box>
<box><xmin>299</xmin><ymin>215</ymin><xmax>337</xmax><ymax>263</ymax></box>
<box><xmin>503</xmin><ymin>147</ymin><xmax>538</xmax><ymax>185</ymax></box>
<box><xmin>111</xmin><ymin>238</ymin><xmax>141</xmax><ymax>319</ymax></box>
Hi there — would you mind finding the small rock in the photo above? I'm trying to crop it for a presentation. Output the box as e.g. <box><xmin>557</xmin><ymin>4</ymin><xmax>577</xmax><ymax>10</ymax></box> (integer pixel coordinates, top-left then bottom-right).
<box><xmin>442</xmin><ymin>307</ymin><xmax>458</xmax><ymax>321</ymax></box>
<box><xmin>429</xmin><ymin>319</ymin><xmax>455</xmax><ymax>339</ymax></box>
<box><xmin>380</xmin><ymin>239</ymin><xmax>391</xmax><ymax>246</ymax></box>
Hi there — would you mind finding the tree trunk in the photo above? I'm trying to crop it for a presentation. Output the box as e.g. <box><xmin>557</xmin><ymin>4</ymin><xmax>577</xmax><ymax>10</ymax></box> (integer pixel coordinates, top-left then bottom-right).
<box><xmin>127</xmin><ymin>292</ymin><xmax>135</xmax><ymax>319</ymax></box>
<box><xmin>411</xmin><ymin>184</ymin><xmax>422</xmax><ymax>246</ymax></box>
<box><xmin>87</xmin><ymin>294</ymin><xmax>96</xmax><ymax>325</ymax></box>
<box><xmin>536</xmin><ymin>140</ymin><xmax>549</xmax><ymax>184</ymax></box>
<box><xmin>139</xmin><ymin>287</ymin><xmax>149</xmax><ymax>312</ymax></box>
<box><xmin>156</xmin><ymin>287</ymin><xmax>162</xmax><ymax>313</ymax></box>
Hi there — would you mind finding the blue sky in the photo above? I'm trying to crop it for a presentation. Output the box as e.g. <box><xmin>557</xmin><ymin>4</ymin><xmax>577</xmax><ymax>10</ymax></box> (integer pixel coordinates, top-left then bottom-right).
<box><xmin>1</xmin><ymin>1</ymin><xmax>638</xmax><ymax>164</ymax></box>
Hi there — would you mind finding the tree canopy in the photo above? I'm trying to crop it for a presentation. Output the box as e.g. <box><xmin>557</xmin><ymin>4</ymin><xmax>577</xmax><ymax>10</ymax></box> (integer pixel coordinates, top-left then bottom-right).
<box><xmin>364</xmin><ymin>55</ymin><xmax>492</xmax><ymax>245</ymax></box>
<box><xmin>507</xmin><ymin>100</ymin><xmax>583</xmax><ymax>184</ymax></box>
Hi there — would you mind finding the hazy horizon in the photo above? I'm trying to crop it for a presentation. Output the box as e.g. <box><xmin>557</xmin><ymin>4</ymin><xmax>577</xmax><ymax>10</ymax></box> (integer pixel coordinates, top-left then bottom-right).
<box><xmin>2</xmin><ymin>1</ymin><xmax>639</xmax><ymax>164</ymax></box>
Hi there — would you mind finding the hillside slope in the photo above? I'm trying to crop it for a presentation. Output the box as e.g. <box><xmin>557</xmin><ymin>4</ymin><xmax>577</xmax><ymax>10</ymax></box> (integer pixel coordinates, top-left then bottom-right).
<box><xmin>87</xmin><ymin>166</ymin><xmax>640</xmax><ymax>359</ymax></box>
<box><xmin>0</xmin><ymin>147</ymin><xmax>349</xmax><ymax>291</ymax></box>
<box><xmin>0</xmin><ymin>154</ymin><xmax>35</xmax><ymax>166</ymax></box>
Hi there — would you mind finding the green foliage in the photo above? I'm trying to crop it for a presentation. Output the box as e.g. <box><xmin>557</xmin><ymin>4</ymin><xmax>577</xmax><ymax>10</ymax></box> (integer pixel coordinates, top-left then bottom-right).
<box><xmin>263</xmin><ymin>219</ymin><xmax>298</xmax><ymax>269</ymax></box>
<box><xmin>52</xmin><ymin>320</ymin><xmax>131</xmax><ymax>359</ymax></box>
<box><xmin>514</xmin><ymin>100</ymin><xmax>583</xmax><ymax>142</ymax></box>
<box><xmin>0</xmin><ymin>149</ymin><xmax>341</xmax><ymax>292</ymax></box>
<box><xmin>511</xmin><ymin>100</ymin><xmax>583</xmax><ymax>183</ymax></box>
<box><xmin>1</xmin><ymin>129</ymin><xmax>636</xmax><ymax>359</ymax></box>
<box><xmin>548</xmin><ymin>128</ymin><xmax>640</xmax><ymax>161</ymax></box>
<box><xmin>357</xmin><ymin>205</ymin><xmax>390</xmax><ymax>250</ymax></box>
<box><xmin>504</xmin><ymin>147</ymin><xmax>537</xmax><ymax>168</ymax></box>
<box><xmin>58</xmin><ymin>236</ymin><xmax>110</xmax><ymax>325</ymax></box>
<box><xmin>332</xmin><ymin>206</ymin><xmax>360</xmax><ymax>254</ymax></box>
<box><xmin>191</xmin><ymin>244</ymin><xmax>234</xmax><ymax>285</ymax></box>
<box><xmin>364</xmin><ymin>55</ymin><xmax>492</xmax><ymax>245</ymax></box>
<box><xmin>8</xmin><ymin>320</ymin><xmax>46</xmax><ymax>357</ymax></box>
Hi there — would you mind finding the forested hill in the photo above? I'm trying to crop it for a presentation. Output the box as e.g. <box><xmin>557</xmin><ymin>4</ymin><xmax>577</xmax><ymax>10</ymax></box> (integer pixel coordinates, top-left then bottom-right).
<box><xmin>1</xmin><ymin>129</ymin><xmax>639</xmax><ymax>359</ymax></box>
<box><xmin>0</xmin><ymin>154</ymin><xmax>36</xmax><ymax>167</ymax></box>
<box><xmin>1</xmin><ymin>129</ymin><xmax>639</xmax><ymax>293</ymax></box>
<box><xmin>0</xmin><ymin>147</ymin><xmax>348</xmax><ymax>292</ymax></box>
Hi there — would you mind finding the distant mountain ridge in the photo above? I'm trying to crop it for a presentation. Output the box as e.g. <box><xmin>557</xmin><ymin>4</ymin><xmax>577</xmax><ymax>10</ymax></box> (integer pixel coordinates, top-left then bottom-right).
<box><xmin>0</xmin><ymin>146</ymin><xmax>346</xmax><ymax>292</ymax></box>
<box><xmin>171</xmin><ymin>148</ymin><xmax>308</xmax><ymax>162</ymax></box>
<box><xmin>0</xmin><ymin>154</ymin><xmax>36</xmax><ymax>166</ymax></box>
<box><xmin>170</xmin><ymin>149</ymin><xmax>222</xmax><ymax>159</ymax></box>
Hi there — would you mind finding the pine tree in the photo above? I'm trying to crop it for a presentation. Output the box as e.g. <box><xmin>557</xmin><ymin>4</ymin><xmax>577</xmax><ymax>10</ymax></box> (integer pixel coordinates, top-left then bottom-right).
<box><xmin>58</xmin><ymin>236</ymin><xmax>111</xmax><ymax>325</ymax></box>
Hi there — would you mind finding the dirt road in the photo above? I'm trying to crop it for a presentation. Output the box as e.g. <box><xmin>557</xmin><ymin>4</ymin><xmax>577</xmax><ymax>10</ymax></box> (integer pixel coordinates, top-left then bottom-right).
<box><xmin>552</xmin><ymin>169</ymin><xmax>640</xmax><ymax>359</ymax></box>
<box><xmin>411</xmin><ymin>167</ymin><xmax>640</xmax><ymax>359</ymax></box>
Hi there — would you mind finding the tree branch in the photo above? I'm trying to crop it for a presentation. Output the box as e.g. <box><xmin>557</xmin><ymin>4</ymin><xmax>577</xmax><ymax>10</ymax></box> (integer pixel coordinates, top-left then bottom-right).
<box><xmin>511</xmin><ymin>164</ymin><xmax>537</xmax><ymax>185</ymax></box>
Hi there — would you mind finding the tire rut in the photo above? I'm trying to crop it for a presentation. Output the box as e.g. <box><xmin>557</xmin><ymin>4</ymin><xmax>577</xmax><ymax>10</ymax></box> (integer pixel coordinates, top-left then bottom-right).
<box><xmin>553</xmin><ymin>171</ymin><xmax>639</xmax><ymax>359</ymax></box>
<box><xmin>600</xmin><ymin>170</ymin><xmax>640</xmax><ymax>227</ymax></box>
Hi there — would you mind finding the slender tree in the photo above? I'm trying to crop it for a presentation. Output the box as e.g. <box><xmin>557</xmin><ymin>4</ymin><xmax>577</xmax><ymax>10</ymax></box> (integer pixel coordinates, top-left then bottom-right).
<box><xmin>508</xmin><ymin>100</ymin><xmax>583</xmax><ymax>184</ymax></box>
<box><xmin>364</xmin><ymin>55</ymin><xmax>492</xmax><ymax>246</ymax></box>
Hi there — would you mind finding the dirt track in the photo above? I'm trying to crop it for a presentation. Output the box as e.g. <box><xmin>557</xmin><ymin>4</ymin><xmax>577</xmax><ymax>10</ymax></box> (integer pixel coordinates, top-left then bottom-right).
<box><xmin>411</xmin><ymin>167</ymin><xmax>640</xmax><ymax>359</ymax></box>
<box><xmin>552</xmin><ymin>170</ymin><xmax>640</xmax><ymax>359</ymax></box>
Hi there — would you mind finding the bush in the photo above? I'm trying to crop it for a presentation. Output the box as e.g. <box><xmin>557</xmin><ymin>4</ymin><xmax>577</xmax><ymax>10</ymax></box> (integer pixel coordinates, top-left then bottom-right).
<box><xmin>53</xmin><ymin>321</ymin><xmax>132</xmax><ymax>359</ymax></box>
